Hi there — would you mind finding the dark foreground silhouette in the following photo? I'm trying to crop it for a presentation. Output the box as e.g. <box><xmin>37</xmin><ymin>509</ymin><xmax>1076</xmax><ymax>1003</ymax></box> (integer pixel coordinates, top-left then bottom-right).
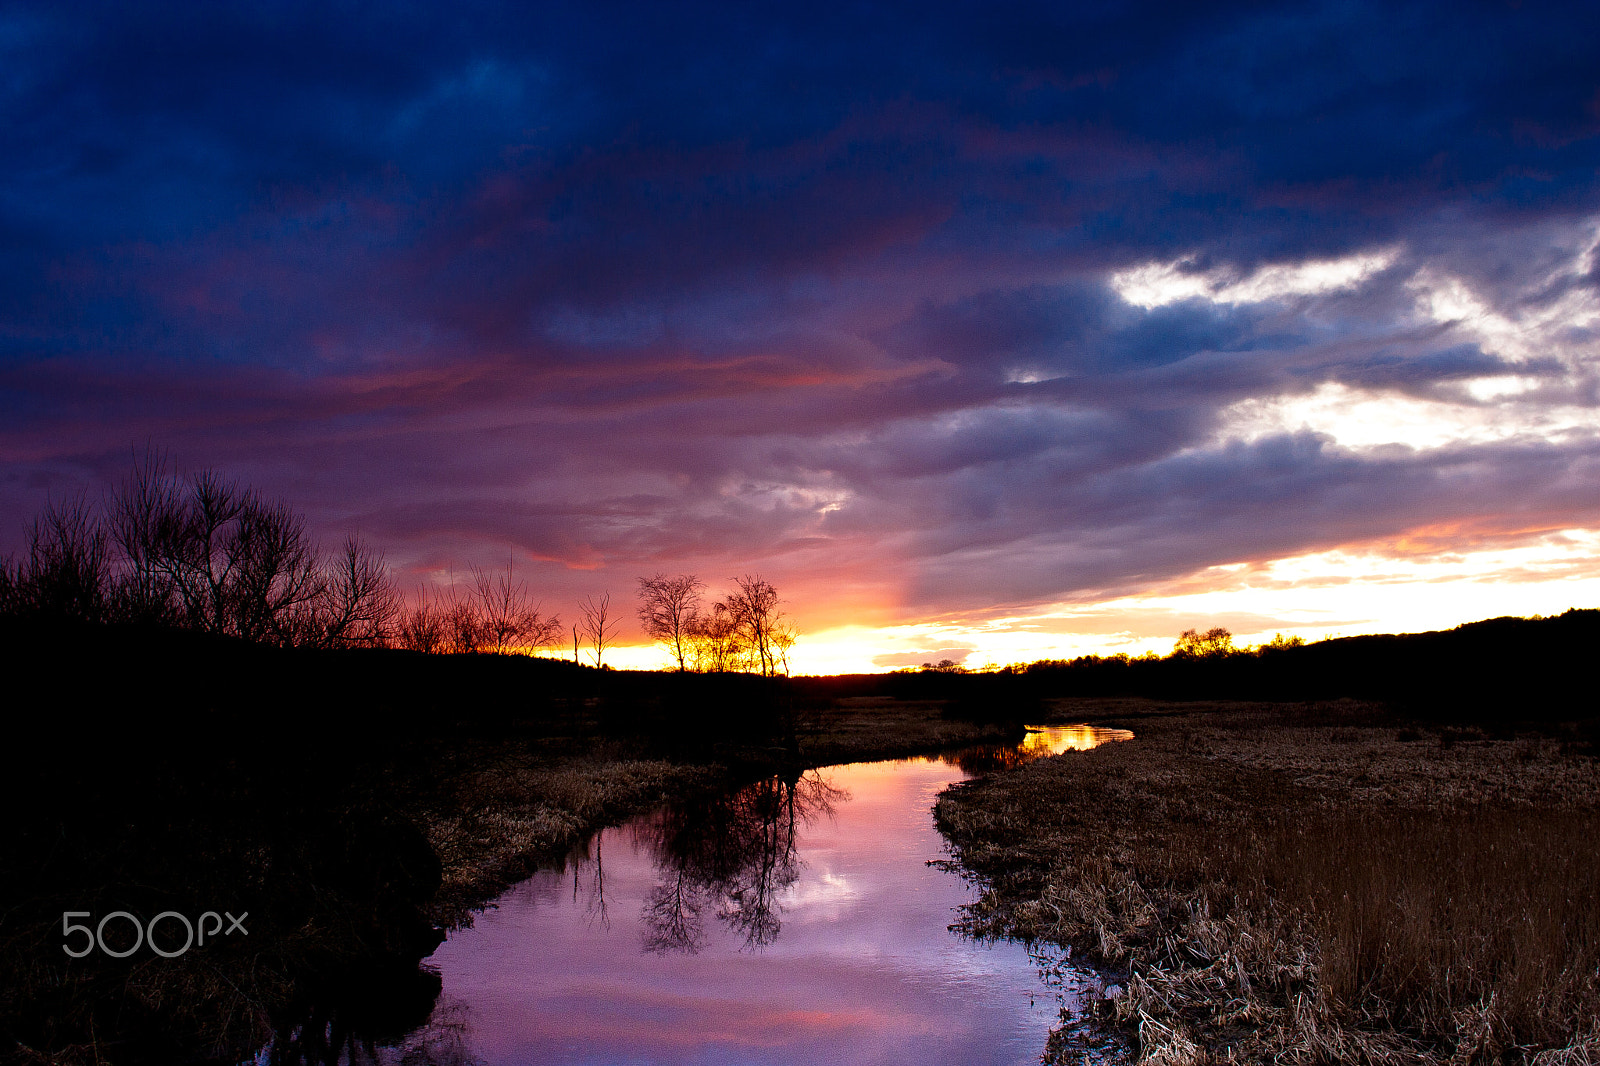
<box><xmin>3</xmin><ymin>607</ymin><xmax>1596</xmax><ymax>1063</ymax></box>
<box><xmin>0</xmin><ymin>619</ymin><xmax>795</xmax><ymax>1065</ymax></box>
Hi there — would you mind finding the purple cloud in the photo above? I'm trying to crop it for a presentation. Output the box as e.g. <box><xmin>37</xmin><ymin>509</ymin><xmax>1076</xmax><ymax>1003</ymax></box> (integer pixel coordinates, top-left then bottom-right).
<box><xmin>4</xmin><ymin>1</ymin><xmax>1600</xmax><ymax>644</ymax></box>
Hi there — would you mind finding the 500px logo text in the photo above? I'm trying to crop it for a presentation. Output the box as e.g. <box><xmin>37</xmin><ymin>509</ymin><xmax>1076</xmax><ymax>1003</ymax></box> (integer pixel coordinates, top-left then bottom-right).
<box><xmin>62</xmin><ymin>910</ymin><xmax>249</xmax><ymax>958</ymax></box>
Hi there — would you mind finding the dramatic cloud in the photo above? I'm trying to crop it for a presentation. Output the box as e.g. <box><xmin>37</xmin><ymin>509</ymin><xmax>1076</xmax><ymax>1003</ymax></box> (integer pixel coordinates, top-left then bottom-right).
<box><xmin>3</xmin><ymin>1</ymin><xmax>1599</xmax><ymax>669</ymax></box>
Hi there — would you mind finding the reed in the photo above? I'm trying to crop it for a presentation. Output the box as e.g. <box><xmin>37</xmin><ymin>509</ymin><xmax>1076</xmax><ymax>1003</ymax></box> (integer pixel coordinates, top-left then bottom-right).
<box><xmin>935</xmin><ymin>700</ymin><xmax>1600</xmax><ymax>1064</ymax></box>
<box><xmin>1231</xmin><ymin>808</ymin><xmax>1600</xmax><ymax>1051</ymax></box>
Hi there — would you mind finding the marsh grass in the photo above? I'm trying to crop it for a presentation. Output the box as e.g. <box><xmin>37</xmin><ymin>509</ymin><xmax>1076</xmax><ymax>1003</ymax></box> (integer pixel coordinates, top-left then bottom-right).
<box><xmin>421</xmin><ymin>747</ymin><xmax>715</xmax><ymax>925</ymax></box>
<box><xmin>935</xmin><ymin>701</ymin><xmax>1600</xmax><ymax>1064</ymax></box>
<box><xmin>794</xmin><ymin>697</ymin><xmax>1021</xmax><ymax>765</ymax></box>
<box><xmin>1230</xmin><ymin>809</ymin><xmax>1600</xmax><ymax>1052</ymax></box>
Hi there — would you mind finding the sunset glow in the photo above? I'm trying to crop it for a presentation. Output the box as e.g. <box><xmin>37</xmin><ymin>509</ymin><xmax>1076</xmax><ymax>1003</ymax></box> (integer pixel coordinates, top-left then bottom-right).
<box><xmin>5</xmin><ymin>3</ymin><xmax>1600</xmax><ymax>673</ymax></box>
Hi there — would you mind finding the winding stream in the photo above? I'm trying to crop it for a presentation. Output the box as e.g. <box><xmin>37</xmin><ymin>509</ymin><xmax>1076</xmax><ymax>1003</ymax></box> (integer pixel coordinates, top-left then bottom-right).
<box><xmin>384</xmin><ymin>724</ymin><xmax>1132</xmax><ymax>1065</ymax></box>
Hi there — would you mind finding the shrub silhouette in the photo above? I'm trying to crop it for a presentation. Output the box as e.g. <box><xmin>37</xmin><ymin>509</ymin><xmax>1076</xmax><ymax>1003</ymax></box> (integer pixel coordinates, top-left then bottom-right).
<box><xmin>3</xmin><ymin>453</ymin><xmax>398</xmax><ymax>648</ymax></box>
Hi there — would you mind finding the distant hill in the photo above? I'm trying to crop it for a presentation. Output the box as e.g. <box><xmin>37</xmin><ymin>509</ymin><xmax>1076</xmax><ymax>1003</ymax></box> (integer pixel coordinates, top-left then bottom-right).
<box><xmin>1015</xmin><ymin>609</ymin><xmax>1600</xmax><ymax>724</ymax></box>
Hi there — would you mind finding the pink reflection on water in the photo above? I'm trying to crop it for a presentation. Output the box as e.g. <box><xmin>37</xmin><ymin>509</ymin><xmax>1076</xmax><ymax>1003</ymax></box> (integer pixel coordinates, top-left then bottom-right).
<box><xmin>405</xmin><ymin>727</ymin><xmax>1132</xmax><ymax>1065</ymax></box>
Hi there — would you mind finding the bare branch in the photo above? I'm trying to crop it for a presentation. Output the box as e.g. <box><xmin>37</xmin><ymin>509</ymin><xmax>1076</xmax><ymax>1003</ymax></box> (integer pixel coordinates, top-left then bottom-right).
<box><xmin>8</xmin><ymin>495</ymin><xmax>111</xmax><ymax>624</ymax></box>
<box><xmin>398</xmin><ymin>586</ymin><xmax>447</xmax><ymax>653</ymax></box>
<box><xmin>579</xmin><ymin>592</ymin><xmax>619</xmax><ymax>668</ymax></box>
<box><xmin>687</xmin><ymin>601</ymin><xmax>745</xmax><ymax>673</ymax></box>
<box><xmin>725</xmin><ymin>574</ymin><xmax>788</xmax><ymax>676</ymax></box>
<box><xmin>636</xmin><ymin>572</ymin><xmax>704</xmax><ymax>671</ymax></box>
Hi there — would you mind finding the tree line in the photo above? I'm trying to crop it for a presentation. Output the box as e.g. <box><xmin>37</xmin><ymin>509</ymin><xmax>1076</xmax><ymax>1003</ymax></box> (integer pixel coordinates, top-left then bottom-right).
<box><xmin>1</xmin><ymin>455</ymin><xmax>795</xmax><ymax>673</ymax></box>
<box><xmin>904</xmin><ymin>626</ymin><xmax>1306</xmax><ymax>676</ymax></box>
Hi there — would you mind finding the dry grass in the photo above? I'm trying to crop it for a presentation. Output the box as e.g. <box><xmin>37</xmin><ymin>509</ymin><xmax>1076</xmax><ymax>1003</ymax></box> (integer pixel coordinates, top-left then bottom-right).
<box><xmin>935</xmin><ymin>700</ymin><xmax>1600</xmax><ymax>1065</ymax></box>
<box><xmin>418</xmin><ymin>742</ymin><xmax>718</xmax><ymax>925</ymax></box>
<box><xmin>1239</xmin><ymin>810</ymin><xmax>1600</xmax><ymax>1046</ymax></box>
<box><xmin>794</xmin><ymin>697</ymin><xmax>1020</xmax><ymax>765</ymax></box>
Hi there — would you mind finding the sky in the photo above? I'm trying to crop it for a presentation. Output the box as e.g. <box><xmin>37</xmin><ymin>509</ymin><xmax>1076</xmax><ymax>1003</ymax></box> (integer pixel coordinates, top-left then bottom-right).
<box><xmin>4</xmin><ymin>0</ymin><xmax>1600</xmax><ymax>673</ymax></box>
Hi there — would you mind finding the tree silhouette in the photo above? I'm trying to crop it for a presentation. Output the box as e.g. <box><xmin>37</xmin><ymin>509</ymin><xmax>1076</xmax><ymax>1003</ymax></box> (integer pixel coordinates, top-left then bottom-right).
<box><xmin>636</xmin><ymin>572</ymin><xmax>705</xmax><ymax>671</ymax></box>
<box><xmin>579</xmin><ymin>592</ymin><xmax>619</xmax><ymax>668</ymax></box>
<box><xmin>1173</xmin><ymin>626</ymin><xmax>1235</xmax><ymax>658</ymax></box>
<box><xmin>394</xmin><ymin>563</ymin><xmax>560</xmax><ymax>655</ymax></box>
<box><xmin>1</xmin><ymin>496</ymin><xmax>110</xmax><ymax>624</ymax></box>
<box><xmin>686</xmin><ymin>600</ymin><xmax>745</xmax><ymax>672</ymax></box>
<box><xmin>471</xmin><ymin>562</ymin><xmax>562</xmax><ymax>654</ymax></box>
<box><xmin>5</xmin><ymin>453</ymin><xmax>398</xmax><ymax>648</ymax></box>
<box><xmin>298</xmin><ymin>535</ymin><xmax>400</xmax><ymax>648</ymax></box>
<box><xmin>722</xmin><ymin>575</ymin><xmax>790</xmax><ymax>676</ymax></box>
<box><xmin>397</xmin><ymin>587</ymin><xmax>447</xmax><ymax>653</ymax></box>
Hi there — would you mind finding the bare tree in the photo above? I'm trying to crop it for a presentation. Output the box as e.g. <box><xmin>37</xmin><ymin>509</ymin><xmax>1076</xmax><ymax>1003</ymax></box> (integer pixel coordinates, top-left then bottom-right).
<box><xmin>443</xmin><ymin>594</ymin><xmax>486</xmax><ymax>654</ymax></box>
<box><xmin>108</xmin><ymin>452</ymin><xmax>184</xmax><ymax>625</ymax></box>
<box><xmin>686</xmin><ymin>600</ymin><xmax>745</xmax><ymax>673</ymax></box>
<box><xmin>578</xmin><ymin>592</ymin><xmax>619</xmax><ymax>668</ymax></box>
<box><xmin>109</xmin><ymin>461</ymin><xmax>327</xmax><ymax>644</ymax></box>
<box><xmin>526</xmin><ymin>611</ymin><xmax>564</xmax><ymax>651</ymax></box>
<box><xmin>0</xmin><ymin>556</ymin><xmax>12</xmax><ymax>618</ymax></box>
<box><xmin>398</xmin><ymin>586</ymin><xmax>447</xmax><ymax>653</ymax></box>
<box><xmin>772</xmin><ymin>618</ymin><xmax>797</xmax><ymax>676</ymax></box>
<box><xmin>3</xmin><ymin>496</ymin><xmax>111</xmax><ymax>624</ymax></box>
<box><xmin>471</xmin><ymin>562</ymin><xmax>562</xmax><ymax>654</ymax></box>
<box><xmin>315</xmin><ymin>535</ymin><xmax>400</xmax><ymax>647</ymax></box>
<box><xmin>234</xmin><ymin>498</ymin><xmax>331</xmax><ymax>645</ymax></box>
<box><xmin>7</xmin><ymin>452</ymin><xmax>402</xmax><ymax>649</ymax></box>
<box><xmin>474</xmin><ymin>563</ymin><xmax>525</xmax><ymax>653</ymax></box>
<box><xmin>723</xmin><ymin>575</ymin><xmax>789</xmax><ymax>676</ymax></box>
<box><xmin>636</xmin><ymin>573</ymin><xmax>705</xmax><ymax>671</ymax></box>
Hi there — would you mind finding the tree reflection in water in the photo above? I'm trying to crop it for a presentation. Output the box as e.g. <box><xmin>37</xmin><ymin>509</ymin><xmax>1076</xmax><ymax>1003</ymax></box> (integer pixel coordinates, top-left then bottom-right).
<box><xmin>633</xmin><ymin>770</ymin><xmax>846</xmax><ymax>953</ymax></box>
<box><xmin>258</xmin><ymin>974</ymin><xmax>473</xmax><ymax>1066</ymax></box>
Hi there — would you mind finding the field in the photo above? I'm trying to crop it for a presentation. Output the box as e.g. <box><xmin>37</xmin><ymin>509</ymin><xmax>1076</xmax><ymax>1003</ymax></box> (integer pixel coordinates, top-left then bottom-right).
<box><xmin>936</xmin><ymin>699</ymin><xmax>1600</xmax><ymax>1065</ymax></box>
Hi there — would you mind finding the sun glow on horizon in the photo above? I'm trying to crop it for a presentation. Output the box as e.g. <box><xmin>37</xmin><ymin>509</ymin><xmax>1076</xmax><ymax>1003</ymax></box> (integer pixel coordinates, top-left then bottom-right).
<box><xmin>488</xmin><ymin>237</ymin><xmax>1600</xmax><ymax>679</ymax></box>
<box><xmin>445</xmin><ymin>524</ymin><xmax>1600</xmax><ymax>676</ymax></box>
<box><xmin>761</xmin><ymin>528</ymin><xmax>1600</xmax><ymax>675</ymax></box>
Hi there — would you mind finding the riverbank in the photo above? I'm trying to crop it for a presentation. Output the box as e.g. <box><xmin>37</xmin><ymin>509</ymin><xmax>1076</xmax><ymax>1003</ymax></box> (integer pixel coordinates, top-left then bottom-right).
<box><xmin>935</xmin><ymin>699</ymin><xmax>1600</xmax><ymax>1065</ymax></box>
<box><xmin>423</xmin><ymin>698</ymin><xmax>1018</xmax><ymax>925</ymax></box>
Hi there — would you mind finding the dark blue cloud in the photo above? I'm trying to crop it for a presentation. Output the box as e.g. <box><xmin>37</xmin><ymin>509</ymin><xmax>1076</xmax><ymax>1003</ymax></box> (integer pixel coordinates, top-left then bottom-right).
<box><xmin>888</xmin><ymin>282</ymin><xmax>1269</xmax><ymax>378</ymax></box>
<box><xmin>3</xmin><ymin>0</ymin><xmax>1600</xmax><ymax>627</ymax></box>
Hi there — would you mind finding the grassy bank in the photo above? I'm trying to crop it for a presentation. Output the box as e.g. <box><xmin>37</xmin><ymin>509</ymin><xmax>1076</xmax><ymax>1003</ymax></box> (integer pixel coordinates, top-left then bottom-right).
<box><xmin>418</xmin><ymin>696</ymin><xmax>1017</xmax><ymax>927</ymax></box>
<box><xmin>935</xmin><ymin>699</ymin><xmax>1600</xmax><ymax>1065</ymax></box>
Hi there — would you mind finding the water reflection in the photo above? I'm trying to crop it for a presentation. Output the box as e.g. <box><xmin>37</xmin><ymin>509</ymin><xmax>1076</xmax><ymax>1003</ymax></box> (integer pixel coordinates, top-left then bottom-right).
<box><xmin>253</xmin><ymin>999</ymin><xmax>478</xmax><ymax>1066</ymax></box>
<box><xmin>937</xmin><ymin>723</ymin><xmax>1135</xmax><ymax>774</ymax></box>
<box><xmin>639</xmin><ymin>771</ymin><xmax>847</xmax><ymax>952</ymax></box>
<box><xmin>1024</xmin><ymin>723</ymin><xmax>1136</xmax><ymax>753</ymax></box>
<box><xmin>245</xmin><ymin>946</ymin><xmax>453</xmax><ymax>1066</ymax></box>
<box><xmin>393</xmin><ymin>723</ymin><xmax>1132</xmax><ymax>1065</ymax></box>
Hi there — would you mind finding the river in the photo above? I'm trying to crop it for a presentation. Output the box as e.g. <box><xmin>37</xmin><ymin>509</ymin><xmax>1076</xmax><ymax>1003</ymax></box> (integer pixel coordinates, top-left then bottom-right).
<box><xmin>359</xmin><ymin>724</ymin><xmax>1131</xmax><ymax>1065</ymax></box>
